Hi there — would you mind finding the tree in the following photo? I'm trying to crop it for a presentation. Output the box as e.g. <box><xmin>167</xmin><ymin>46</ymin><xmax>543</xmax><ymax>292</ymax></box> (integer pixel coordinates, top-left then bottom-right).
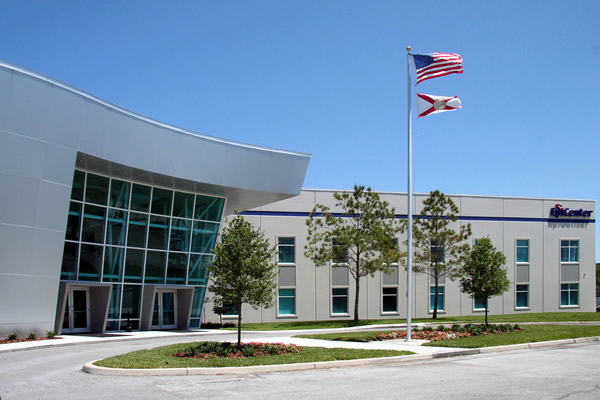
<box><xmin>209</xmin><ymin>214</ymin><xmax>277</xmax><ymax>347</ymax></box>
<box><xmin>410</xmin><ymin>190</ymin><xmax>471</xmax><ymax>319</ymax></box>
<box><xmin>458</xmin><ymin>237</ymin><xmax>510</xmax><ymax>325</ymax></box>
<box><xmin>305</xmin><ymin>185</ymin><xmax>403</xmax><ymax>322</ymax></box>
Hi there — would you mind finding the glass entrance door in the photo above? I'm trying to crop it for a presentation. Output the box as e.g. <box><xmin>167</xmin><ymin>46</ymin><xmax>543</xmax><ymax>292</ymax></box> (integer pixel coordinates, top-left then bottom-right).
<box><xmin>152</xmin><ymin>290</ymin><xmax>177</xmax><ymax>329</ymax></box>
<box><xmin>62</xmin><ymin>287</ymin><xmax>90</xmax><ymax>333</ymax></box>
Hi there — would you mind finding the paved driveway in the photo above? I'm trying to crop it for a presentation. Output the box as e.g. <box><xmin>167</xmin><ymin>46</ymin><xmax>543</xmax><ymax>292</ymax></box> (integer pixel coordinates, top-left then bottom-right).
<box><xmin>1</xmin><ymin>331</ymin><xmax>599</xmax><ymax>399</ymax></box>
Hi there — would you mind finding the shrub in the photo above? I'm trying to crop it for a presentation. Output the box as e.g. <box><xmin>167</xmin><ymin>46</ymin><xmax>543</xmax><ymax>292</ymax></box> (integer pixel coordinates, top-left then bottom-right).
<box><xmin>7</xmin><ymin>333</ymin><xmax>18</xmax><ymax>340</ymax></box>
<box><xmin>27</xmin><ymin>332</ymin><xmax>37</xmax><ymax>340</ymax></box>
<box><xmin>46</xmin><ymin>331</ymin><xmax>56</xmax><ymax>339</ymax></box>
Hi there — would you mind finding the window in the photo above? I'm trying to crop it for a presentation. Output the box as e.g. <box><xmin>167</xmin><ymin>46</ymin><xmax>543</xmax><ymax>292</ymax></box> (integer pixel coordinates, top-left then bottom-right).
<box><xmin>277</xmin><ymin>237</ymin><xmax>296</xmax><ymax>317</ymax></box>
<box><xmin>561</xmin><ymin>240</ymin><xmax>579</xmax><ymax>262</ymax></box>
<box><xmin>560</xmin><ymin>239</ymin><xmax>579</xmax><ymax>308</ymax></box>
<box><xmin>516</xmin><ymin>239</ymin><xmax>529</xmax><ymax>263</ymax></box>
<box><xmin>561</xmin><ymin>283</ymin><xmax>579</xmax><ymax>306</ymax></box>
<box><xmin>430</xmin><ymin>240</ymin><xmax>445</xmax><ymax>263</ymax></box>
<box><xmin>474</xmin><ymin>295</ymin><xmax>486</xmax><ymax>311</ymax></box>
<box><xmin>382</xmin><ymin>264</ymin><xmax>399</xmax><ymax>314</ymax></box>
<box><xmin>429</xmin><ymin>286</ymin><xmax>445</xmax><ymax>312</ymax></box>
<box><xmin>332</xmin><ymin>288</ymin><xmax>348</xmax><ymax>314</ymax></box>
<box><xmin>516</xmin><ymin>284</ymin><xmax>529</xmax><ymax>308</ymax></box>
<box><xmin>278</xmin><ymin>289</ymin><xmax>296</xmax><ymax>315</ymax></box>
<box><xmin>382</xmin><ymin>287</ymin><xmax>398</xmax><ymax>313</ymax></box>
<box><xmin>278</xmin><ymin>237</ymin><xmax>295</xmax><ymax>264</ymax></box>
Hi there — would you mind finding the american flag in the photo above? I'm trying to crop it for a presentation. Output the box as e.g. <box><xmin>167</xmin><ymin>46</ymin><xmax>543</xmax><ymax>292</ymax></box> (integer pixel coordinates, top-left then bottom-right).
<box><xmin>413</xmin><ymin>53</ymin><xmax>463</xmax><ymax>84</ymax></box>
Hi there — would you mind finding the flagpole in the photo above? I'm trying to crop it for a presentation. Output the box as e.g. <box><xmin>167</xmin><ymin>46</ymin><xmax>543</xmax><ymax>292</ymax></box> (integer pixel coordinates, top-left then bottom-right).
<box><xmin>406</xmin><ymin>46</ymin><xmax>413</xmax><ymax>342</ymax></box>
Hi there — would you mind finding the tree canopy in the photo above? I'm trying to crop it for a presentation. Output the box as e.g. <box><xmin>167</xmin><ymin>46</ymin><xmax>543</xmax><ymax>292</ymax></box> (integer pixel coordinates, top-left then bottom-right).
<box><xmin>459</xmin><ymin>237</ymin><xmax>510</xmax><ymax>325</ymax></box>
<box><xmin>409</xmin><ymin>190</ymin><xmax>471</xmax><ymax>319</ymax></box>
<box><xmin>305</xmin><ymin>185</ymin><xmax>403</xmax><ymax>322</ymax></box>
<box><xmin>209</xmin><ymin>214</ymin><xmax>277</xmax><ymax>346</ymax></box>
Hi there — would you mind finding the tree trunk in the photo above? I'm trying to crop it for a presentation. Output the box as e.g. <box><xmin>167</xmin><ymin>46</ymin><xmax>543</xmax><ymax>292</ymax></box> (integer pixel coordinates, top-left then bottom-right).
<box><xmin>433</xmin><ymin>276</ymin><xmax>439</xmax><ymax>320</ymax></box>
<box><xmin>484</xmin><ymin>296</ymin><xmax>488</xmax><ymax>326</ymax></box>
<box><xmin>237</xmin><ymin>301</ymin><xmax>242</xmax><ymax>347</ymax></box>
<box><xmin>354</xmin><ymin>274</ymin><xmax>360</xmax><ymax>323</ymax></box>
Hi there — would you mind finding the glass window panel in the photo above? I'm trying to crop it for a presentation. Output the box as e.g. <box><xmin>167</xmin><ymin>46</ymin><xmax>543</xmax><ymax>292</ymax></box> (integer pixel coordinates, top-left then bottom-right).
<box><xmin>570</xmin><ymin>288</ymin><xmax>578</xmax><ymax>305</ymax></box>
<box><xmin>81</xmin><ymin>204</ymin><xmax>106</xmax><ymax>243</ymax></box>
<box><xmin>278</xmin><ymin>237</ymin><xmax>295</xmax><ymax>263</ymax></box>
<box><xmin>106</xmin><ymin>209</ymin><xmax>127</xmax><ymax>246</ymax></box>
<box><xmin>516</xmin><ymin>284</ymin><xmax>528</xmax><ymax>308</ymax></box>
<box><xmin>561</xmin><ymin>247</ymin><xmax>569</xmax><ymax>262</ymax></box>
<box><xmin>516</xmin><ymin>239</ymin><xmax>529</xmax><ymax>263</ymax></box>
<box><xmin>191</xmin><ymin>221</ymin><xmax>219</xmax><ymax>253</ymax></box>
<box><xmin>144</xmin><ymin>251</ymin><xmax>166</xmax><ymax>283</ymax></box>
<box><xmin>71</xmin><ymin>170</ymin><xmax>85</xmax><ymax>201</ymax></box>
<box><xmin>108</xmin><ymin>285</ymin><xmax>122</xmax><ymax>320</ymax></box>
<box><xmin>130</xmin><ymin>184</ymin><xmax>151</xmax><ymax>212</ymax></box>
<box><xmin>103</xmin><ymin>246</ymin><xmax>124</xmax><ymax>282</ymax></box>
<box><xmin>170</xmin><ymin>218</ymin><xmax>192</xmax><ymax>251</ymax></box>
<box><xmin>119</xmin><ymin>320</ymin><xmax>139</xmax><ymax>331</ymax></box>
<box><xmin>561</xmin><ymin>287</ymin><xmax>569</xmax><ymax>306</ymax></box>
<box><xmin>109</xmin><ymin>179</ymin><xmax>130</xmax><ymax>209</ymax></box>
<box><xmin>148</xmin><ymin>216</ymin><xmax>170</xmax><ymax>250</ymax></box>
<box><xmin>66</xmin><ymin>202</ymin><xmax>82</xmax><ymax>241</ymax></box>
<box><xmin>332</xmin><ymin>288</ymin><xmax>348</xmax><ymax>314</ymax></box>
<box><xmin>121</xmin><ymin>285</ymin><xmax>141</xmax><ymax>319</ymax></box>
<box><xmin>194</xmin><ymin>195</ymin><xmax>224</xmax><ymax>222</ymax></box>
<box><xmin>61</xmin><ymin>242</ymin><xmax>78</xmax><ymax>280</ymax></box>
<box><xmin>430</xmin><ymin>241</ymin><xmax>445</xmax><ymax>263</ymax></box>
<box><xmin>278</xmin><ymin>289</ymin><xmax>295</xmax><ymax>315</ymax></box>
<box><xmin>124</xmin><ymin>249</ymin><xmax>144</xmax><ymax>283</ymax></box>
<box><xmin>570</xmin><ymin>246</ymin><xmax>578</xmax><ymax>262</ymax></box>
<box><xmin>106</xmin><ymin>321</ymin><xmax>120</xmax><ymax>331</ymax></box>
<box><xmin>191</xmin><ymin>287</ymin><xmax>206</xmax><ymax>319</ymax></box>
<box><xmin>127</xmin><ymin>212</ymin><xmax>148</xmax><ymax>248</ymax></box>
<box><xmin>151</xmin><ymin>188</ymin><xmax>173</xmax><ymax>216</ymax></box>
<box><xmin>429</xmin><ymin>286</ymin><xmax>445</xmax><ymax>312</ymax></box>
<box><xmin>172</xmin><ymin>192</ymin><xmax>194</xmax><ymax>219</ymax></box>
<box><xmin>474</xmin><ymin>295</ymin><xmax>486</xmax><ymax>310</ymax></box>
<box><xmin>188</xmin><ymin>254</ymin><xmax>211</xmax><ymax>285</ymax></box>
<box><xmin>279</xmin><ymin>289</ymin><xmax>295</xmax><ymax>297</ymax></box>
<box><xmin>79</xmin><ymin>244</ymin><xmax>103</xmax><ymax>281</ymax></box>
<box><xmin>382</xmin><ymin>287</ymin><xmax>397</xmax><ymax>313</ymax></box>
<box><xmin>166</xmin><ymin>252</ymin><xmax>188</xmax><ymax>284</ymax></box>
<box><xmin>85</xmin><ymin>173</ymin><xmax>109</xmax><ymax>205</ymax></box>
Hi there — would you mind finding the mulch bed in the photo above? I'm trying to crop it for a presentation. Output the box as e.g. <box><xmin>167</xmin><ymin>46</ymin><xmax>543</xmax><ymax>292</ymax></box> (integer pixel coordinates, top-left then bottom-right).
<box><xmin>0</xmin><ymin>337</ymin><xmax>61</xmax><ymax>345</ymax></box>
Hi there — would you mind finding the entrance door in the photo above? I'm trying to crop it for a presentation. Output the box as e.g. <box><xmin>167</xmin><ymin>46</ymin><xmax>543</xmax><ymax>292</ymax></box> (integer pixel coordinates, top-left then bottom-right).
<box><xmin>62</xmin><ymin>287</ymin><xmax>90</xmax><ymax>333</ymax></box>
<box><xmin>152</xmin><ymin>290</ymin><xmax>177</xmax><ymax>329</ymax></box>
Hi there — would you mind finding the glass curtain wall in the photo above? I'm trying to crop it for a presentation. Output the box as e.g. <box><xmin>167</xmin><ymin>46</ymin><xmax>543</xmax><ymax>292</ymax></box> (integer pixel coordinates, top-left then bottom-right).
<box><xmin>61</xmin><ymin>170</ymin><xmax>224</xmax><ymax>330</ymax></box>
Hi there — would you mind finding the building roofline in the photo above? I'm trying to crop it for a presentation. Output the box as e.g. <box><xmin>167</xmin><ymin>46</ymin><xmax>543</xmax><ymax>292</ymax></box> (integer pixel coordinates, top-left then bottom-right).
<box><xmin>301</xmin><ymin>188</ymin><xmax>595</xmax><ymax>203</ymax></box>
<box><xmin>0</xmin><ymin>59</ymin><xmax>311</xmax><ymax>159</ymax></box>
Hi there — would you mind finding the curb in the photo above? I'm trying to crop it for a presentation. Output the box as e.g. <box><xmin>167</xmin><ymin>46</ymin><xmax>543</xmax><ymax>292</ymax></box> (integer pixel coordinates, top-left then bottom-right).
<box><xmin>81</xmin><ymin>336</ymin><xmax>600</xmax><ymax>376</ymax></box>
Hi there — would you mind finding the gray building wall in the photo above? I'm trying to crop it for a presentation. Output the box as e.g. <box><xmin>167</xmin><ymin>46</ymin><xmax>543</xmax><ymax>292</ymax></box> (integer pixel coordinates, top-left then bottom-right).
<box><xmin>0</xmin><ymin>61</ymin><xmax>310</xmax><ymax>336</ymax></box>
<box><xmin>204</xmin><ymin>190</ymin><xmax>596</xmax><ymax>324</ymax></box>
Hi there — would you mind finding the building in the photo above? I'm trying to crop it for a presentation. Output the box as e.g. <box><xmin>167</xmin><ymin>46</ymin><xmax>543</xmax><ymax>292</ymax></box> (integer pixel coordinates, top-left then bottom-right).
<box><xmin>202</xmin><ymin>190</ymin><xmax>596</xmax><ymax>323</ymax></box>
<box><xmin>0</xmin><ymin>60</ymin><xmax>595</xmax><ymax>336</ymax></box>
<box><xmin>0</xmin><ymin>61</ymin><xmax>310</xmax><ymax>336</ymax></box>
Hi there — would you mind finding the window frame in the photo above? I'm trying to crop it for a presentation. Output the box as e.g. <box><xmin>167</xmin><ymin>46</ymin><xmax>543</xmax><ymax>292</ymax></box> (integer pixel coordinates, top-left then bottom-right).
<box><xmin>429</xmin><ymin>285</ymin><xmax>445</xmax><ymax>313</ymax></box>
<box><xmin>276</xmin><ymin>236</ymin><xmax>297</xmax><ymax>318</ymax></box>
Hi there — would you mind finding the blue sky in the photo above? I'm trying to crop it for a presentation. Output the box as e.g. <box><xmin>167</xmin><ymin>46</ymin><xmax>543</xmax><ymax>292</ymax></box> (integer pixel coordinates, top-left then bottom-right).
<box><xmin>2</xmin><ymin>1</ymin><xmax>599</xmax><ymax>259</ymax></box>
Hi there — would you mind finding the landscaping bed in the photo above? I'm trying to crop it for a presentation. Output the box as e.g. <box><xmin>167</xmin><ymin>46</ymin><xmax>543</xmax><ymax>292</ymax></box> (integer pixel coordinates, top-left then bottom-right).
<box><xmin>94</xmin><ymin>342</ymin><xmax>413</xmax><ymax>369</ymax></box>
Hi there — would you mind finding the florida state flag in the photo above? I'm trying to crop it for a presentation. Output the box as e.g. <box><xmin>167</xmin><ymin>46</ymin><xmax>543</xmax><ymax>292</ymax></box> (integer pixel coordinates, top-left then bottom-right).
<box><xmin>417</xmin><ymin>93</ymin><xmax>462</xmax><ymax>118</ymax></box>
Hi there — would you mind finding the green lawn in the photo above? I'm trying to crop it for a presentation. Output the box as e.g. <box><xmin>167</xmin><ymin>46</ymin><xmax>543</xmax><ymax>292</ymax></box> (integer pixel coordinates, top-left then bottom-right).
<box><xmin>223</xmin><ymin>312</ymin><xmax>600</xmax><ymax>331</ymax></box>
<box><xmin>295</xmin><ymin>325</ymin><xmax>600</xmax><ymax>348</ymax></box>
<box><xmin>94</xmin><ymin>343</ymin><xmax>413</xmax><ymax>369</ymax></box>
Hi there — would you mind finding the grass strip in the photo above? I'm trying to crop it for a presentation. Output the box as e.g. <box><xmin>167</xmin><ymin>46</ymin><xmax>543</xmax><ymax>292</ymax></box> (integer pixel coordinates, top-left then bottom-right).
<box><xmin>94</xmin><ymin>343</ymin><xmax>413</xmax><ymax>369</ymax></box>
<box><xmin>422</xmin><ymin>325</ymin><xmax>600</xmax><ymax>348</ymax></box>
<box><xmin>295</xmin><ymin>325</ymin><xmax>600</xmax><ymax>348</ymax></box>
<box><xmin>223</xmin><ymin>312</ymin><xmax>600</xmax><ymax>331</ymax></box>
